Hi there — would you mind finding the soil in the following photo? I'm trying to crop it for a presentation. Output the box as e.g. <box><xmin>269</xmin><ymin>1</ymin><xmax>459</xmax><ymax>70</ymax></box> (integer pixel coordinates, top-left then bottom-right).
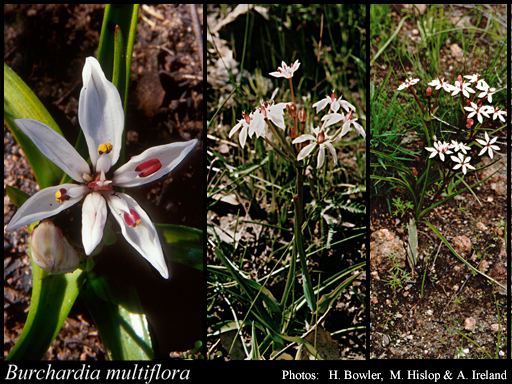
<box><xmin>4</xmin><ymin>4</ymin><xmax>203</xmax><ymax>359</ymax></box>
<box><xmin>370</xmin><ymin>5</ymin><xmax>507</xmax><ymax>359</ymax></box>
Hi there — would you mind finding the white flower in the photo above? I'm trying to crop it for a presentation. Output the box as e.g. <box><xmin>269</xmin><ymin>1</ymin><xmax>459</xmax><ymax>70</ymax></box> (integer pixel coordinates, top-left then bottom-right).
<box><xmin>340</xmin><ymin>110</ymin><xmax>365</xmax><ymax>138</ymax></box>
<box><xmin>463</xmin><ymin>73</ymin><xmax>479</xmax><ymax>83</ymax></box>
<box><xmin>249</xmin><ymin>100</ymin><xmax>288</xmax><ymax>139</ymax></box>
<box><xmin>425</xmin><ymin>141</ymin><xmax>453</xmax><ymax>162</ymax></box>
<box><xmin>397</xmin><ymin>78</ymin><xmax>419</xmax><ymax>91</ymax></box>
<box><xmin>450</xmin><ymin>153</ymin><xmax>475</xmax><ymax>175</ymax></box>
<box><xmin>451</xmin><ymin>76</ymin><xmax>475</xmax><ymax>98</ymax></box>
<box><xmin>476</xmin><ymin>132</ymin><xmax>500</xmax><ymax>159</ymax></box>
<box><xmin>428</xmin><ymin>78</ymin><xmax>454</xmax><ymax>92</ymax></box>
<box><xmin>229</xmin><ymin>112</ymin><xmax>251</xmax><ymax>147</ymax></box>
<box><xmin>449</xmin><ymin>140</ymin><xmax>471</xmax><ymax>155</ymax></box>
<box><xmin>6</xmin><ymin>57</ymin><xmax>198</xmax><ymax>279</ymax></box>
<box><xmin>464</xmin><ymin>102</ymin><xmax>491</xmax><ymax>124</ymax></box>
<box><xmin>269</xmin><ymin>60</ymin><xmax>300</xmax><ymax>79</ymax></box>
<box><xmin>475</xmin><ymin>79</ymin><xmax>496</xmax><ymax>103</ymax></box>
<box><xmin>491</xmin><ymin>107</ymin><xmax>507</xmax><ymax>123</ymax></box>
<box><xmin>293</xmin><ymin>127</ymin><xmax>337</xmax><ymax>169</ymax></box>
<box><xmin>312</xmin><ymin>91</ymin><xmax>355</xmax><ymax>114</ymax></box>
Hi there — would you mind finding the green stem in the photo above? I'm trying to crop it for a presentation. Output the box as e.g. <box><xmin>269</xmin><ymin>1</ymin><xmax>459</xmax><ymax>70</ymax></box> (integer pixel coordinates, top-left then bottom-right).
<box><xmin>294</xmin><ymin>166</ymin><xmax>316</xmax><ymax>312</ymax></box>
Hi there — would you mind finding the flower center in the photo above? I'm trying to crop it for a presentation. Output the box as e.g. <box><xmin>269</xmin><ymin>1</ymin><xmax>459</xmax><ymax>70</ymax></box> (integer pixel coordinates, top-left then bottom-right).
<box><xmin>55</xmin><ymin>188</ymin><xmax>70</xmax><ymax>203</ymax></box>
<box><xmin>135</xmin><ymin>159</ymin><xmax>162</xmax><ymax>177</ymax></box>
<box><xmin>123</xmin><ymin>208</ymin><xmax>142</xmax><ymax>228</ymax></box>
<box><xmin>317</xmin><ymin>131</ymin><xmax>326</xmax><ymax>144</ymax></box>
<box><xmin>97</xmin><ymin>142</ymin><xmax>113</xmax><ymax>155</ymax></box>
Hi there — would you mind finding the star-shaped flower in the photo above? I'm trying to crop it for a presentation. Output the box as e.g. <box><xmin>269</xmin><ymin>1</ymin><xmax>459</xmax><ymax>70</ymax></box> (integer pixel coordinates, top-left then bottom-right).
<box><xmin>449</xmin><ymin>140</ymin><xmax>471</xmax><ymax>155</ymax></box>
<box><xmin>450</xmin><ymin>153</ymin><xmax>475</xmax><ymax>175</ymax></box>
<box><xmin>229</xmin><ymin>112</ymin><xmax>251</xmax><ymax>148</ymax></box>
<box><xmin>425</xmin><ymin>141</ymin><xmax>452</xmax><ymax>162</ymax></box>
<box><xmin>464</xmin><ymin>102</ymin><xmax>491</xmax><ymax>124</ymax></box>
<box><xmin>312</xmin><ymin>91</ymin><xmax>355</xmax><ymax>114</ymax></box>
<box><xmin>491</xmin><ymin>107</ymin><xmax>507</xmax><ymax>123</ymax></box>
<box><xmin>475</xmin><ymin>79</ymin><xmax>496</xmax><ymax>103</ymax></box>
<box><xmin>269</xmin><ymin>60</ymin><xmax>300</xmax><ymax>79</ymax></box>
<box><xmin>6</xmin><ymin>57</ymin><xmax>198</xmax><ymax>279</ymax></box>
<box><xmin>451</xmin><ymin>75</ymin><xmax>475</xmax><ymax>98</ymax></box>
<box><xmin>293</xmin><ymin>127</ymin><xmax>337</xmax><ymax>169</ymax></box>
<box><xmin>397</xmin><ymin>78</ymin><xmax>419</xmax><ymax>91</ymax></box>
<box><xmin>463</xmin><ymin>73</ymin><xmax>480</xmax><ymax>83</ymax></box>
<box><xmin>428</xmin><ymin>78</ymin><xmax>454</xmax><ymax>92</ymax></box>
<box><xmin>476</xmin><ymin>132</ymin><xmax>500</xmax><ymax>159</ymax></box>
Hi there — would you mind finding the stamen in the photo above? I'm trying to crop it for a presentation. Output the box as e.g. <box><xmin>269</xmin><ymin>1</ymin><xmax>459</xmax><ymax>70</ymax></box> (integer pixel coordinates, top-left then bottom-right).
<box><xmin>135</xmin><ymin>159</ymin><xmax>162</xmax><ymax>177</ymax></box>
<box><xmin>97</xmin><ymin>143</ymin><xmax>113</xmax><ymax>155</ymax></box>
<box><xmin>55</xmin><ymin>188</ymin><xmax>70</xmax><ymax>203</ymax></box>
<box><xmin>123</xmin><ymin>208</ymin><xmax>142</xmax><ymax>228</ymax></box>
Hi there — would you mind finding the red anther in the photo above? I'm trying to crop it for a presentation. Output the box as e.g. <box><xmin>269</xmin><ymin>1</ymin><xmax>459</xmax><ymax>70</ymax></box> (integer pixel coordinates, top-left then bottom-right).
<box><xmin>135</xmin><ymin>158</ymin><xmax>162</xmax><ymax>177</ymax></box>
<box><xmin>426</xmin><ymin>87</ymin><xmax>432</xmax><ymax>97</ymax></box>
<box><xmin>457</xmin><ymin>74</ymin><xmax>462</xmax><ymax>82</ymax></box>
<box><xmin>466</xmin><ymin>118</ymin><xmax>474</xmax><ymax>129</ymax></box>
<box><xmin>330</xmin><ymin>91</ymin><xmax>337</xmax><ymax>101</ymax></box>
<box><xmin>123</xmin><ymin>208</ymin><xmax>142</xmax><ymax>228</ymax></box>
<box><xmin>129</xmin><ymin>208</ymin><xmax>141</xmax><ymax>224</ymax></box>
<box><xmin>347</xmin><ymin>110</ymin><xmax>353</xmax><ymax>120</ymax></box>
<box><xmin>243</xmin><ymin>111</ymin><xmax>251</xmax><ymax>124</ymax></box>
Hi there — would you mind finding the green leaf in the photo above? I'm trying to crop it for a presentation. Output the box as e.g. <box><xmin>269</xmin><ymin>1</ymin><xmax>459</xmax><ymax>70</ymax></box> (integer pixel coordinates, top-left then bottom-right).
<box><xmin>156</xmin><ymin>224</ymin><xmax>203</xmax><ymax>271</ymax></box>
<box><xmin>5</xmin><ymin>185</ymin><xmax>29</xmax><ymax>208</ymax></box>
<box><xmin>81</xmin><ymin>275</ymin><xmax>153</xmax><ymax>360</ymax></box>
<box><xmin>4</xmin><ymin>63</ymin><xmax>63</xmax><ymax>188</ymax></box>
<box><xmin>7</xmin><ymin>265</ymin><xmax>84</xmax><ymax>360</ymax></box>
<box><xmin>97</xmin><ymin>4</ymin><xmax>139</xmax><ymax>110</ymax></box>
<box><xmin>424</xmin><ymin>220</ymin><xmax>505</xmax><ymax>290</ymax></box>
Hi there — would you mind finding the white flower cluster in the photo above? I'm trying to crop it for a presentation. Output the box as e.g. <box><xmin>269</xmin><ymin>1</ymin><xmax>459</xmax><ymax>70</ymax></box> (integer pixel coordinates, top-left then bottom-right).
<box><xmin>229</xmin><ymin>61</ymin><xmax>365</xmax><ymax>169</ymax></box>
<box><xmin>398</xmin><ymin>73</ymin><xmax>504</xmax><ymax>177</ymax></box>
<box><xmin>294</xmin><ymin>91</ymin><xmax>365</xmax><ymax>168</ymax></box>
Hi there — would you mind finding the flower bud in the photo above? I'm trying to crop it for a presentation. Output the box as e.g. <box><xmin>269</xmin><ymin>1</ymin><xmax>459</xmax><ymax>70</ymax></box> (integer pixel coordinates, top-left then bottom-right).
<box><xmin>287</xmin><ymin>103</ymin><xmax>297</xmax><ymax>119</ymax></box>
<box><xmin>298</xmin><ymin>108</ymin><xmax>307</xmax><ymax>123</ymax></box>
<box><xmin>426</xmin><ymin>87</ymin><xmax>432</xmax><ymax>97</ymax></box>
<box><xmin>466</xmin><ymin>118</ymin><xmax>474</xmax><ymax>129</ymax></box>
<box><xmin>30</xmin><ymin>221</ymin><xmax>80</xmax><ymax>274</ymax></box>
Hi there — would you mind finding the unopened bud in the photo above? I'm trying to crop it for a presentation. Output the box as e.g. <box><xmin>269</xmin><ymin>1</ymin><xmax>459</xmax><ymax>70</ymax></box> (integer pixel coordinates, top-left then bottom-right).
<box><xmin>466</xmin><ymin>118</ymin><xmax>474</xmax><ymax>129</ymax></box>
<box><xmin>287</xmin><ymin>103</ymin><xmax>297</xmax><ymax>119</ymax></box>
<box><xmin>31</xmin><ymin>221</ymin><xmax>80</xmax><ymax>274</ymax></box>
<box><xmin>298</xmin><ymin>108</ymin><xmax>307</xmax><ymax>123</ymax></box>
<box><xmin>426</xmin><ymin>87</ymin><xmax>432</xmax><ymax>97</ymax></box>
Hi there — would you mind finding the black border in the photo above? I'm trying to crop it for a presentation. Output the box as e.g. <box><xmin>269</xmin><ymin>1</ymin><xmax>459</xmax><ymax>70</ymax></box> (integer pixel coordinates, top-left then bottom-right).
<box><xmin>506</xmin><ymin>1</ymin><xmax>511</xmax><ymax>362</ymax></box>
<box><xmin>365</xmin><ymin>3</ymin><xmax>371</xmax><ymax>361</ymax></box>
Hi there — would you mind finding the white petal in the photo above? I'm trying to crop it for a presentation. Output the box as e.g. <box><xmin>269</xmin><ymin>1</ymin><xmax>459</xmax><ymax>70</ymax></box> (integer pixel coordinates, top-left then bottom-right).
<box><xmin>239</xmin><ymin>125</ymin><xmax>248</xmax><ymax>148</ymax></box>
<box><xmin>268</xmin><ymin>103</ymin><xmax>287</xmax><ymax>129</ymax></box>
<box><xmin>292</xmin><ymin>134</ymin><xmax>315</xmax><ymax>144</ymax></box>
<box><xmin>297</xmin><ymin>143</ymin><xmax>316</xmax><ymax>161</ymax></box>
<box><xmin>340</xmin><ymin>121</ymin><xmax>352</xmax><ymax>137</ymax></box>
<box><xmin>477</xmin><ymin>147</ymin><xmax>486</xmax><ymax>157</ymax></box>
<box><xmin>324</xmin><ymin>113</ymin><xmax>344</xmax><ymax>128</ymax></box>
<box><xmin>312</xmin><ymin>98</ymin><xmax>329</xmax><ymax>113</ymax></box>
<box><xmin>353</xmin><ymin>121</ymin><xmax>366</xmax><ymax>138</ymax></box>
<box><xmin>325</xmin><ymin>142</ymin><xmax>338</xmax><ymax>165</ymax></box>
<box><xmin>113</xmin><ymin>139</ymin><xmax>197</xmax><ymax>188</ymax></box>
<box><xmin>79</xmin><ymin>57</ymin><xmax>124</xmax><ymax>169</ymax></box>
<box><xmin>229</xmin><ymin>120</ymin><xmax>243</xmax><ymax>138</ymax></box>
<box><xmin>81</xmin><ymin>192</ymin><xmax>107</xmax><ymax>255</ymax></box>
<box><xmin>107</xmin><ymin>193</ymin><xmax>168</xmax><ymax>279</ymax></box>
<box><xmin>15</xmin><ymin>119</ymin><xmax>90</xmax><ymax>182</ymax></box>
<box><xmin>6</xmin><ymin>184</ymin><xmax>88</xmax><ymax>231</ymax></box>
<box><xmin>317</xmin><ymin>144</ymin><xmax>325</xmax><ymax>168</ymax></box>
<box><xmin>250</xmin><ymin>111</ymin><xmax>266</xmax><ymax>137</ymax></box>
<box><xmin>331</xmin><ymin>100</ymin><xmax>340</xmax><ymax>113</ymax></box>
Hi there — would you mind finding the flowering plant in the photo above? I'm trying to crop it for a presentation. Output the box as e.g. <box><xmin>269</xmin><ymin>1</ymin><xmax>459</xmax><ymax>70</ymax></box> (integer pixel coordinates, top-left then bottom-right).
<box><xmin>228</xmin><ymin>60</ymin><xmax>365</xmax><ymax>312</ymax></box>
<box><xmin>392</xmin><ymin>71</ymin><xmax>506</xmax><ymax>292</ymax></box>
<box><xmin>4</xmin><ymin>5</ymin><xmax>202</xmax><ymax>360</ymax></box>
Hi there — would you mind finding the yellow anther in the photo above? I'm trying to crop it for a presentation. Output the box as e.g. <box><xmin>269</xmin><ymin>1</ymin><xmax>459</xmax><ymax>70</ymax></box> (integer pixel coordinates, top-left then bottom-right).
<box><xmin>97</xmin><ymin>142</ymin><xmax>113</xmax><ymax>155</ymax></box>
<box><xmin>55</xmin><ymin>188</ymin><xmax>69</xmax><ymax>203</ymax></box>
